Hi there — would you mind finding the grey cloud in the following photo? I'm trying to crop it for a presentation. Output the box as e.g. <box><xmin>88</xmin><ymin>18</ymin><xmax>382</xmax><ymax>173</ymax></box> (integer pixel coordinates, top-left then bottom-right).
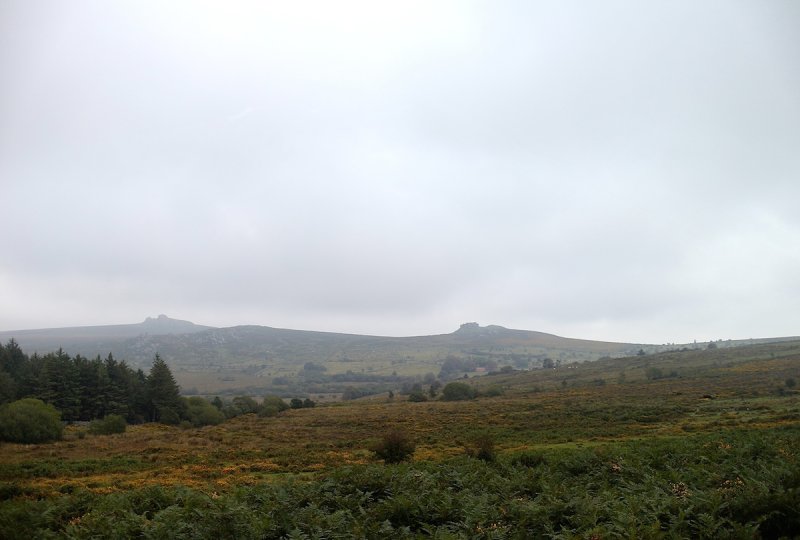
<box><xmin>1</xmin><ymin>1</ymin><xmax>799</xmax><ymax>342</ymax></box>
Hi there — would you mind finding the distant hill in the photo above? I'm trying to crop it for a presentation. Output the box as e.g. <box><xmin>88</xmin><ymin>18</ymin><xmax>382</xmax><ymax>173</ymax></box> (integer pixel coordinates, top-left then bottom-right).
<box><xmin>70</xmin><ymin>321</ymin><xmax>645</xmax><ymax>369</ymax></box>
<box><xmin>1</xmin><ymin>318</ymin><xmax>796</xmax><ymax>395</ymax></box>
<box><xmin>0</xmin><ymin>319</ymin><xmax>638</xmax><ymax>365</ymax></box>
<box><xmin>0</xmin><ymin>315</ymin><xmax>213</xmax><ymax>357</ymax></box>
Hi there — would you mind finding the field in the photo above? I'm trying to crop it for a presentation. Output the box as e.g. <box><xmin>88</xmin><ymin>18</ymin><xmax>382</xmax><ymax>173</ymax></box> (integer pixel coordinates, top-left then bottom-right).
<box><xmin>1</xmin><ymin>342</ymin><xmax>799</xmax><ymax>537</ymax></box>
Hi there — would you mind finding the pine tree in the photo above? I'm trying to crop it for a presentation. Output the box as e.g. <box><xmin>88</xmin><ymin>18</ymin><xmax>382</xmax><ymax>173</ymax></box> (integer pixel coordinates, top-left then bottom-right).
<box><xmin>16</xmin><ymin>352</ymin><xmax>43</xmax><ymax>399</ymax></box>
<box><xmin>127</xmin><ymin>368</ymin><xmax>149</xmax><ymax>423</ymax></box>
<box><xmin>38</xmin><ymin>349</ymin><xmax>81</xmax><ymax>421</ymax></box>
<box><xmin>147</xmin><ymin>354</ymin><xmax>185</xmax><ymax>423</ymax></box>
<box><xmin>103</xmin><ymin>354</ymin><xmax>132</xmax><ymax>419</ymax></box>
<box><xmin>0</xmin><ymin>371</ymin><xmax>15</xmax><ymax>405</ymax></box>
<box><xmin>0</xmin><ymin>339</ymin><xmax>26</xmax><ymax>379</ymax></box>
<box><xmin>75</xmin><ymin>355</ymin><xmax>103</xmax><ymax>420</ymax></box>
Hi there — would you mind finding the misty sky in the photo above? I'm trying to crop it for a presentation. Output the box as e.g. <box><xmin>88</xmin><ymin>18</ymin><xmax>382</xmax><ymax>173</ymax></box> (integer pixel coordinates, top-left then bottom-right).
<box><xmin>2</xmin><ymin>1</ymin><xmax>799</xmax><ymax>343</ymax></box>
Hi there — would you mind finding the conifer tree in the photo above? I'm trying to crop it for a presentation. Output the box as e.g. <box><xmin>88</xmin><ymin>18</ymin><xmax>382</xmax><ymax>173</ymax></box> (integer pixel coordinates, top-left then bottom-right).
<box><xmin>127</xmin><ymin>368</ymin><xmax>149</xmax><ymax>423</ymax></box>
<box><xmin>103</xmin><ymin>354</ymin><xmax>133</xmax><ymax>419</ymax></box>
<box><xmin>38</xmin><ymin>349</ymin><xmax>81</xmax><ymax>421</ymax></box>
<box><xmin>0</xmin><ymin>339</ymin><xmax>26</xmax><ymax>379</ymax></box>
<box><xmin>146</xmin><ymin>354</ymin><xmax>185</xmax><ymax>423</ymax></box>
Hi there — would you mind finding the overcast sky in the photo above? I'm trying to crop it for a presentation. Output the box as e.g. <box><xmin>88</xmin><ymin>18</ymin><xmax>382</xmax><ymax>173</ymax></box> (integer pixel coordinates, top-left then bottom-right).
<box><xmin>1</xmin><ymin>1</ymin><xmax>799</xmax><ymax>343</ymax></box>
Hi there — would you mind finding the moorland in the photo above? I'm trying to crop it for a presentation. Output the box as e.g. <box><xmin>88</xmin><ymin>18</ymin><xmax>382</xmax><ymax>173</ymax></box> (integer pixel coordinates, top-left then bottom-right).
<box><xmin>0</xmin><ymin>336</ymin><xmax>798</xmax><ymax>538</ymax></box>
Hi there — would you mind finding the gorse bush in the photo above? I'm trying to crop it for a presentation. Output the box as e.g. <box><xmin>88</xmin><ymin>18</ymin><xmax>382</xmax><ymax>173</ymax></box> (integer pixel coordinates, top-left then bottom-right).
<box><xmin>372</xmin><ymin>428</ymin><xmax>415</xmax><ymax>464</ymax></box>
<box><xmin>88</xmin><ymin>414</ymin><xmax>126</xmax><ymax>435</ymax></box>
<box><xmin>0</xmin><ymin>398</ymin><xmax>62</xmax><ymax>443</ymax></box>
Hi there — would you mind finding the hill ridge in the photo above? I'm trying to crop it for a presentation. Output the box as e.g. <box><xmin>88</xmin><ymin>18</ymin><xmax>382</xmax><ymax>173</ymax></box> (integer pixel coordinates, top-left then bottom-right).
<box><xmin>2</xmin><ymin>318</ymin><xmax>798</xmax><ymax>395</ymax></box>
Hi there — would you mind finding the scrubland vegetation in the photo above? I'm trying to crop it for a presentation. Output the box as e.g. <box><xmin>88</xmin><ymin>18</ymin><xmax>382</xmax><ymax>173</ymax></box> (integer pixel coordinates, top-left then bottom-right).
<box><xmin>0</xmin><ymin>340</ymin><xmax>798</xmax><ymax>537</ymax></box>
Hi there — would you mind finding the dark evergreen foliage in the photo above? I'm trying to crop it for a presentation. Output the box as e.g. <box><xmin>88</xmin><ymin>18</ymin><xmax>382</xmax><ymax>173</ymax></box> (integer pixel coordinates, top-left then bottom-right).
<box><xmin>0</xmin><ymin>339</ymin><xmax>25</xmax><ymax>381</ymax></box>
<box><xmin>0</xmin><ymin>341</ymin><xmax>189</xmax><ymax>426</ymax></box>
<box><xmin>146</xmin><ymin>354</ymin><xmax>185</xmax><ymax>423</ymax></box>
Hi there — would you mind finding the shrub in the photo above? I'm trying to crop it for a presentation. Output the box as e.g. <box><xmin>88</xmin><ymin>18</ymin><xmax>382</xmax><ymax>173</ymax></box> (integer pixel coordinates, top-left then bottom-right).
<box><xmin>0</xmin><ymin>482</ymin><xmax>22</xmax><ymax>500</ymax></box>
<box><xmin>407</xmin><ymin>391</ymin><xmax>428</xmax><ymax>402</ymax></box>
<box><xmin>510</xmin><ymin>451</ymin><xmax>546</xmax><ymax>468</ymax></box>
<box><xmin>372</xmin><ymin>429</ymin><xmax>415</xmax><ymax>464</ymax></box>
<box><xmin>465</xmin><ymin>433</ymin><xmax>496</xmax><ymax>462</ymax></box>
<box><xmin>441</xmin><ymin>382</ymin><xmax>476</xmax><ymax>401</ymax></box>
<box><xmin>231</xmin><ymin>396</ymin><xmax>260</xmax><ymax>415</ymax></box>
<box><xmin>645</xmin><ymin>367</ymin><xmax>664</xmax><ymax>380</ymax></box>
<box><xmin>259</xmin><ymin>405</ymin><xmax>281</xmax><ymax>417</ymax></box>
<box><xmin>185</xmin><ymin>397</ymin><xmax>225</xmax><ymax>427</ymax></box>
<box><xmin>158</xmin><ymin>407</ymin><xmax>181</xmax><ymax>425</ymax></box>
<box><xmin>0</xmin><ymin>398</ymin><xmax>63</xmax><ymax>443</ymax></box>
<box><xmin>482</xmin><ymin>386</ymin><xmax>504</xmax><ymax>397</ymax></box>
<box><xmin>342</xmin><ymin>387</ymin><xmax>374</xmax><ymax>401</ymax></box>
<box><xmin>259</xmin><ymin>396</ymin><xmax>289</xmax><ymax>417</ymax></box>
<box><xmin>88</xmin><ymin>414</ymin><xmax>126</xmax><ymax>435</ymax></box>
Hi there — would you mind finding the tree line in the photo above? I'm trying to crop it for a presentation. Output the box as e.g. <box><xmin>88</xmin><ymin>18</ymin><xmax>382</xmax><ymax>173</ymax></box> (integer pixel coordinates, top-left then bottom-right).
<box><xmin>0</xmin><ymin>339</ymin><xmax>189</xmax><ymax>424</ymax></box>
